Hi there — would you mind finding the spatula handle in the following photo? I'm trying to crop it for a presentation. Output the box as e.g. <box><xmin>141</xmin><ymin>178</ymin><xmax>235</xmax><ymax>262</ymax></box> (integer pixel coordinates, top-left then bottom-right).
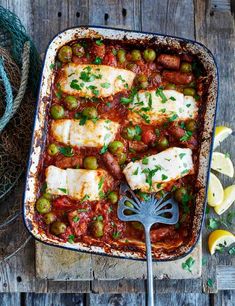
<box><xmin>145</xmin><ymin>227</ymin><xmax>154</xmax><ymax>306</ymax></box>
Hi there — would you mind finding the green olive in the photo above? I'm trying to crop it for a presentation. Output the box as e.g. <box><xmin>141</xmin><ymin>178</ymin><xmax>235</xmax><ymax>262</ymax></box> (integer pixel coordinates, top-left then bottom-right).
<box><xmin>44</xmin><ymin>212</ymin><xmax>57</xmax><ymax>225</ymax></box>
<box><xmin>43</xmin><ymin>193</ymin><xmax>53</xmax><ymax>200</ymax></box>
<box><xmin>72</xmin><ymin>43</ymin><xmax>85</xmax><ymax>57</ymax></box>
<box><xmin>116</xmin><ymin>152</ymin><xmax>127</xmax><ymax>165</ymax></box>
<box><xmin>90</xmin><ymin>220</ymin><xmax>104</xmax><ymax>238</ymax></box>
<box><xmin>51</xmin><ymin>221</ymin><xmax>67</xmax><ymax>235</ymax></box>
<box><xmin>117</xmin><ymin>49</ymin><xmax>126</xmax><ymax>63</ymax></box>
<box><xmin>64</xmin><ymin>96</ymin><xmax>78</xmax><ymax>110</ymax></box>
<box><xmin>183</xmin><ymin>88</ymin><xmax>196</xmax><ymax>96</ymax></box>
<box><xmin>58</xmin><ymin>45</ymin><xmax>72</xmax><ymax>63</ymax></box>
<box><xmin>50</xmin><ymin>105</ymin><xmax>65</xmax><ymax>119</ymax></box>
<box><xmin>137</xmin><ymin>75</ymin><xmax>148</xmax><ymax>89</ymax></box>
<box><xmin>124</xmin><ymin>201</ymin><xmax>134</xmax><ymax>215</ymax></box>
<box><xmin>108</xmin><ymin>191</ymin><xmax>118</xmax><ymax>204</ymax></box>
<box><xmin>143</xmin><ymin>48</ymin><xmax>156</xmax><ymax>62</ymax></box>
<box><xmin>108</xmin><ymin>141</ymin><xmax>124</xmax><ymax>154</ymax></box>
<box><xmin>36</xmin><ymin>197</ymin><xmax>51</xmax><ymax>214</ymax></box>
<box><xmin>131</xmin><ymin>50</ymin><xmax>142</xmax><ymax>61</ymax></box>
<box><xmin>131</xmin><ymin>221</ymin><xmax>143</xmax><ymax>230</ymax></box>
<box><xmin>83</xmin><ymin>156</ymin><xmax>98</xmax><ymax>170</ymax></box>
<box><xmin>47</xmin><ymin>143</ymin><xmax>59</xmax><ymax>156</ymax></box>
<box><xmin>82</xmin><ymin>107</ymin><xmax>98</xmax><ymax>119</ymax></box>
<box><xmin>180</xmin><ymin>62</ymin><xmax>192</xmax><ymax>73</ymax></box>
<box><xmin>121</xmin><ymin>126</ymin><xmax>136</xmax><ymax>140</ymax></box>
<box><xmin>185</xmin><ymin>119</ymin><xmax>197</xmax><ymax>132</ymax></box>
<box><xmin>156</xmin><ymin>136</ymin><xmax>169</xmax><ymax>151</ymax></box>
<box><xmin>174</xmin><ymin>187</ymin><xmax>188</xmax><ymax>203</ymax></box>
<box><xmin>165</xmin><ymin>83</ymin><xmax>176</xmax><ymax>90</ymax></box>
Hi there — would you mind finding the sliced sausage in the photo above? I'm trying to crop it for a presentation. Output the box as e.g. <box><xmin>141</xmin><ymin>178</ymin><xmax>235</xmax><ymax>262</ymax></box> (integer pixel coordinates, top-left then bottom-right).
<box><xmin>157</xmin><ymin>54</ymin><xmax>180</xmax><ymax>70</ymax></box>
<box><xmin>162</xmin><ymin>70</ymin><xmax>194</xmax><ymax>85</ymax></box>
<box><xmin>102</xmin><ymin>152</ymin><xmax>122</xmax><ymax>179</ymax></box>
<box><xmin>129</xmin><ymin>141</ymin><xmax>148</xmax><ymax>152</ymax></box>
<box><xmin>55</xmin><ymin>155</ymin><xmax>83</xmax><ymax>169</ymax></box>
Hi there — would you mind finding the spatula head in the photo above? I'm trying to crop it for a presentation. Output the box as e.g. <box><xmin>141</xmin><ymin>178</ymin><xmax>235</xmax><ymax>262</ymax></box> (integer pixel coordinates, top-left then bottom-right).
<box><xmin>117</xmin><ymin>183</ymin><xmax>179</xmax><ymax>228</ymax></box>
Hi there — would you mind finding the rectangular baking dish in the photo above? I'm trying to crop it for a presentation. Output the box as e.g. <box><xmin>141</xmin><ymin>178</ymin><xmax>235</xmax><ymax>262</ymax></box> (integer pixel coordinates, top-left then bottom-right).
<box><xmin>23</xmin><ymin>26</ymin><xmax>218</xmax><ymax>261</ymax></box>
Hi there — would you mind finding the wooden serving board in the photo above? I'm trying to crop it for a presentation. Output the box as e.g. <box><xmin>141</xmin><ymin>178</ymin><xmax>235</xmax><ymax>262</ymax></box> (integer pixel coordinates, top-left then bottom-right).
<box><xmin>35</xmin><ymin>239</ymin><xmax>201</xmax><ymax>281</ymax></box>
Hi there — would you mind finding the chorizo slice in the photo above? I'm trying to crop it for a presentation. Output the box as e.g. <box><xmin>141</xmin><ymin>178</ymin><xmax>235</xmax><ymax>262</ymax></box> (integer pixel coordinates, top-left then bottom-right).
<box><xmin>128</xmin><ymin>141</ymin><xmax>148</xmax><ymax>152</ymax></box>
<box><xmin>102</xmin><ymin>152</ymin><xmax>122</xmax><ymax>179</ymax></box>
<box><xmin>162</xmin><ymin>70</ymin><xmax>194</xmax><ymax>85</ymax></box>
<box><xmin>157</xmin><ymin>54</ymin><xmax>180</xmax><ymax>70</ymax></box>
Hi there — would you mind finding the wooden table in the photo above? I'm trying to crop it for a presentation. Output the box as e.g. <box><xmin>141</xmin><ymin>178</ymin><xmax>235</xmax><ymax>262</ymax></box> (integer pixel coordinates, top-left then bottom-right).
<box><xmin>0</xmin><ymin>0</ymin><xmax>234</xmax><ymax>305</ymax></box>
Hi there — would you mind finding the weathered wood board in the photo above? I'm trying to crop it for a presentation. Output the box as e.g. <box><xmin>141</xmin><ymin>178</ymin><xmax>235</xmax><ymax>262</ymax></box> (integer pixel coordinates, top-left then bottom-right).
<box><xmin>36</xmin><ymin>240</ymin><xmax>201</xmax><ymax>280</ymax></box>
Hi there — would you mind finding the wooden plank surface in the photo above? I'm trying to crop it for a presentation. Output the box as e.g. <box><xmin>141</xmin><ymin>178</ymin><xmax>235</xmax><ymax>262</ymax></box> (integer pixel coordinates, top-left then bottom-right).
<box><xmin>0</xmin><ymin>0</ymin><xmax>234</xmax><ymax>297</ymax></box>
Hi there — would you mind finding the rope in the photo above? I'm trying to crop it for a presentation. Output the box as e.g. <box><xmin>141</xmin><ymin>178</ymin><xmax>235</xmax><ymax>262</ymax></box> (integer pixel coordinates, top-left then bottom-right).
<box><xmin>0</xmin><ymin>41</ymin><xmax>30</xmax><ymax>132</ymax></box>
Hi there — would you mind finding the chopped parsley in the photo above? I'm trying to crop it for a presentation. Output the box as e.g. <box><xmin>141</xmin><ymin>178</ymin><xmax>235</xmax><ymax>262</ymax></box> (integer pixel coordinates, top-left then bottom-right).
<box><xmin>179</xmin><ymin>153</ymin><xmax>186</xmax><ymax>159</ymax></box>
<box><xmin>142</xmin><ymin>157</ymin><xmax>149</xmax><ymax>165</ymax></box>
<box><xmin>142</xmin><ymin>165</ymin><xmax>162</xmax><ymax>189</ymax></box>
<box><xmin>106</xmin><ymin>102</ymin><xmax>111</xmax><ymax>107</ymax></box>
<box><xmin>99</xmin><ymin>191</ymin><xmax>106</xmax><ymax>199</ymax></box>
<box><xmin>96</xmin><ymin>215</ymin><xmax>103</xmax><ymax>221</ymax></box>
<box><xmin>70</xmin><ymin>79</ymin><xmax>82</xmax><ymax>90</ymax></box>
<box><xmin>181</xmin><ymin>169</ymin><xmax>189</xmax><ymax>175</ymax></box>
<box><xmin>155</xmin><ymin>87</ymin><xmax>167</xmax><ymax>103</ymax></box>
<box><xmin>98</xmin><ymin>177</ymin><xmax>104</xmax><ymax>190</ymax></box>
<box><xmin>159</xmin><ymin>108</ymin><xmax>166</xmax><ymax>113</ymax></box>
<box><xmin>73</xmin><ymin>216</ymin><xmax>80</xmax><ymax>223</ymax></box>
<box><xmin>161</xmin><ymin>174</ymin><xmax>168</xmax><ymax>181</ymax></box>
<box><xmin>182</xmin><ymin>257</ymin><xmax>195</xmax><ymax>273</ymax></box>
<box><xmin>112</xmin><ymin>231</ymin><xmax>121</xmax><ymax>239</ymax></box>
<box><xmin>101</xmin><ymin>82</ymin><xmax>111</xmax><ymax>88</ymax></box>
<box><xmin>168</xmin><ymin>113</ymin><xmax>178</xmax><ymax>122</ymax></box>
<box><xmin>49</xmin><ymin>63</ymin><xmax>55</xmax><ymax>70</ymax></box>
<box><xmin>68</xmin><ymin>235</ymin><xmax>75</xmax><ymax>243</ymax></box>
<box><xmin>59</xmin><ymin>146</ymin><xmax>74</xmax><ymax>157</ymax></box>
<box><xmin>79</xmin><ymin>115</ymin><xmax>88</xmax><ymax>126</ymax></box>
<box><xmin>100</xmin><ymin>144</ymin><xmax>108</xmax><ymax>154</ymax></box>
<box><xmin>95</xmin><ymin>39</ymin><xmax>103</xmax><ymax>46</ymax></box>
<box><xmin>93</xmin><ymin>56</ymin><xmax>102</xmax><ymax>64</ymax></box>
<box><xmin>207</xmin><ymin>278</ymin><xmax>214</xmax><ymax>288</ymax></box>
<box><xmin>58</xmin><ymin>188</ymin><xmax>67</xmax><ymax>194</ymax></box>
<box><xmin>180</xmin><ymin>131</ymin><xmax>193</xmax><ymax>142</ymax></box>
<box><xmin>225</xmin><ymin>152</ymin><xmax>230</xmax><ymax>158</ymax></box>
<box><xmin>81</xmin><ymin>194</ymin><xmax>90</xmax><ymax>203</ymax></box>
<box><xmin>132</xmin><ymin>168</ymin><xmax>139</xmax><ymax>175</ymax></box>
<box><xmin>169</xmin><ymin>96</ymin><xmax>176</xmax><ymax>101</ymax></box>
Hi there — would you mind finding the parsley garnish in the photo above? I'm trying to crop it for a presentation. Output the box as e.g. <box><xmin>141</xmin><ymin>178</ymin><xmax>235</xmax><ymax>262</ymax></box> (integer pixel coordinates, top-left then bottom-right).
<box><xmin>95</xmin><ymin>39</ymin><xmax>103</xmax><ymax>46</ymax></box>
<box><xmin>132</xmin><ymin>168</ymin><xmax>139</xmax><ymax>175</ymax></box>
<box><xmin>112</xmin><ymin>231</ymin><xmax>120</xmax><ymax>239</ymax></box>
<box><xmin>179</xmin><ymin>153</ymin><xmax>186</xmax><ymax>159</ymax></box>
<box><xmin>93</xmin><ymin>56</ymin><xmax>102</xmax><ymax>64</ymax></box>
<box><xmin>142</xmin><ymin>157</ymin><xmax>149</xmax><ymax>165</ymax></box>
<box><xmin>101</xmin><ymin>82</ymin><xmax>111</xmax><ymax>88</ymax></box>
<box><xmin>181</xmin><ymin>169</ymin><xmax>189</xmax><ymax>175</ymax></box>
<box><xmin>142</xmin><ymin>165</ymin><xmax>162</xmax><ymax>189</ymax></box>
<box><xmin>73</xmin><ymin>216</ymin><xmax>80</xmax><ymax>223</ymax></box>
<box><xmin>161</xmin><ymin>174</ymin><xmax>168</xmax><ymax>181</ymax></box>
<box><xmin>156</xmin><ymin>87</ymin><xmax>167</xmax><ymax>103</ymax></box>
<box><xmin>59</xmin><ymin>146</ymin><xmax>74</xmax><ymax>157</ymax></box>
<box><xmin>182</xmin><ymin>257</ymin><xmax>195</xmax><ymax>273</ymax></box>
<box><xmin>68</xmin><ymin>235</ymin><xmax>75</xmax><ymax>243</ymax></box>
<box><xmin>81</xmin><ymin>194</ymin><xmax>90</xmax><ymax>203</ymax></box>
<box><xmin>170</xmin><ymin>96</ymin><xmax>176</xmax><ymax>101</ymax></box>
<box><xmin>58</xmin><ymin>188</ymin><xmax>67</xmax><ymax>194</ymax></box>
<box><xmin>207</xmin><ymin>278</ymin><xmax>214</xmax><ymax>288</ymax></box>
<box><xmin>98</xmin><ymin>177</ymin><xmax>104</xmax><ymax>190</ymax></box>
<box><xmin>180</xmin><ymin>131</ymin><xmax>193</xmax><ymax>142</ymax></box>
<box><xmin>168</xmin><ymin>113</ymin><xmax>178</xmax><ymax>122</ymax></box>
<box><xmin>100</xmin><ymin>143</ymin><xmax>108</xmax><ymax>154</ymax></box>
<box><xmin>120</xmin><ymin>97</ymin><xmax>133</xmax><ymax>104</ymax></box>
<box><xmin>70</xmin><ymin>79</ymin><xmax>82</xmax><ymax>90</ymax></box>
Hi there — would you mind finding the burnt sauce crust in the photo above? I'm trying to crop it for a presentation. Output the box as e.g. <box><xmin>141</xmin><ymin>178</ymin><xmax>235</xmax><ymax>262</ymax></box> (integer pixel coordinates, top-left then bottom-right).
<box><xmin>34</xmin><ymin>38</ymin><xmax>210</xmax><ymax>259</ymax></box>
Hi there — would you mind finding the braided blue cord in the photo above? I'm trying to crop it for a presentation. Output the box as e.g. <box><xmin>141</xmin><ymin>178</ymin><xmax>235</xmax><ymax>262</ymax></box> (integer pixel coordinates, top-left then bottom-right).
<box><xmin>0</xmin><ymin>58</ymin><xmax>13</xmax><ymax>132</ymax></box>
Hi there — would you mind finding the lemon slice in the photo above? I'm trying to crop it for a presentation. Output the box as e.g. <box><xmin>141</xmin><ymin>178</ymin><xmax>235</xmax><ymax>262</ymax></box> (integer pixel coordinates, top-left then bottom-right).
<box><xmin>208</xmin><ymin>229</ymin><xmax>235</xmax><ymax>255</ymax></box>
<box><xmin>214</xmin><ymin>185</ymin><xmax>235</xmax><ymax>215</ymax></box>
<box><xmin>211</xmin><ymin>152</ymin><xmax>234</xmax><ymax>177</ymax></box>
<box><xmin>207</xmin><ymin>172</ymin><xmax>224</xmax><ymax>207</ymax></box>
<box><xmin>213</xmin><ymin>126</ymin><xmax>232</xmax><ymax>150</ymax></box>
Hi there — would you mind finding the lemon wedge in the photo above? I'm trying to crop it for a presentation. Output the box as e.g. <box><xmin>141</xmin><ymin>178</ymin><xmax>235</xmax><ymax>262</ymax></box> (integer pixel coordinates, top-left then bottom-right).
<box><xmin>214</xmin><ymin>185</ymin><xmax>235</xmax><ymax>215</ymax></box>
<box><xmin>211</xmin><ymin>152</ymin><xmax>234</xmax><ymax>177</ymax></box>
<box><xmin>208</xmin><ymin>229</ymin><xmax>235</xmax><ymax>255</ymax></box>
<box><xmin>213</xmin><ymin>126</ymin><xmax>232</xmax><ymax>150</ymax></box>
<box><xmin>207</xmin><ymin>172</ymin><xmax>224</xmax><ymax>207</ymax></box>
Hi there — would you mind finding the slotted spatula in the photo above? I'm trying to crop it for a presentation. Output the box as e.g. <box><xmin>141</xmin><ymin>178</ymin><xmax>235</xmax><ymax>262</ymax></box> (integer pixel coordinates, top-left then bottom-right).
<box><xmin>117</xmin><ymin>183</ymin><xmax>179</xmax><ymax>306</ymax></box>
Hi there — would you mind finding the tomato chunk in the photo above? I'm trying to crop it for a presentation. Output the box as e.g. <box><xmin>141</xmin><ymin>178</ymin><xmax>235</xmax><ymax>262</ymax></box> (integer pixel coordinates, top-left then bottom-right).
<box><xmin>141</xmin><ymin>128</ymin><xmax>156</xmax><ymax>145</ymax></box>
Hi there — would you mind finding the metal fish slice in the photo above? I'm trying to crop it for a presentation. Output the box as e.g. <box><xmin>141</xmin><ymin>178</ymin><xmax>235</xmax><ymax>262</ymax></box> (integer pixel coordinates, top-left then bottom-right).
<box><xmin>117</xmin><ymin>183</ymin><xmax>179</xmax><ymax>306</ymax></box>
